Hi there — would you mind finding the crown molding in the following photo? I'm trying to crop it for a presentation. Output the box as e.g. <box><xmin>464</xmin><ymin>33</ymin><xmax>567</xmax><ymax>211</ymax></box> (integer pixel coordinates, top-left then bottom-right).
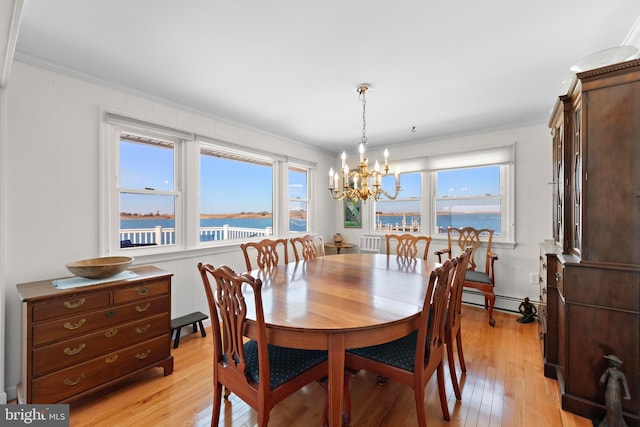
<box><xmin>0</xmin><ymin>0</ymin><xmax>23</xmax><ymax>89</ymax></box>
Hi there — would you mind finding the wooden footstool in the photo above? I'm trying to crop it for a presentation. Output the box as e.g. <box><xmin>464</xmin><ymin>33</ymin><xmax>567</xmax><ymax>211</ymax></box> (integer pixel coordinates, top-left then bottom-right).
<box><xmin>170</xmin><ymin>311</ymin><xmax>209</xmax><ymax>349</ymax></box>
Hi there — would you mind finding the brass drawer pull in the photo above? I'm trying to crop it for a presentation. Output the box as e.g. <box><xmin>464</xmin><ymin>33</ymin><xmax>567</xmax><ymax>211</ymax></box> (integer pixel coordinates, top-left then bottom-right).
<box><xmin>135</xmin><ymin>350</ymin><xmax>151</xmax><ymax>359</ymax></box>
<box><xmin>135</xmin><ymin>303</ymin><xmax>151</xmax><ymax>312</ymax></box>
<box><xmin>105</xmin><ymin>328</ymin><xmax>118</xmax><ymax>338</ymax></box>
<box><xmin>63</xmin><ymin>298</ymin><xmax>86</xmax><ymax>309</ymax></box>
<box><xmin>105</xmin><ymin>354</ymin><xmax>118</xmax><ymax>364</ymax></box>
<box><xmin>135</xmin><ymin>287</ymin><xmax>150</xmax><ymax>295</ymax></box>
<box><xmin>63</xmin><ymin>343</ymin><xmax>86</xmax><ymax>356</ymax></box>
<box><xmin>64</xmin><ymin>373</ymin><xmax>84</xmax><ymax>386</ymax></box>
<box><xmin>135</xmin><ymin>324</ymin><xmax>151</xmax><ymax>334</ymax></box>
<box><xmin>63</xmin><ymin>319</ymin><xmax>86</xmax><ymax>330</ymax></box>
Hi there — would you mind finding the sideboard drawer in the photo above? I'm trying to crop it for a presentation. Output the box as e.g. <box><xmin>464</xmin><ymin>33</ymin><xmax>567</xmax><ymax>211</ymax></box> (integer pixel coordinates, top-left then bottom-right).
<box><xmin>33</xmin><ymin>296</ymin><xmax>170</xmax><ymax>346</ymax></box>
<box><xmin>32</xmin><ymin>291</ymin><xmax>110</xmax><ymax>322</ymax></box>
<box><xmin>113</xmin><ymin>279</ymin><xmax>169</xmax><ymax>304</ymax></box>
<box><xmin>31</xmin><ymin>335</ymin><xmax>170</xmax><ymax>403</ymax></box>
<box><xmin>33</xmin><ymin>313</ymin><xmax>169</xmax><ymax>376</ymax></box>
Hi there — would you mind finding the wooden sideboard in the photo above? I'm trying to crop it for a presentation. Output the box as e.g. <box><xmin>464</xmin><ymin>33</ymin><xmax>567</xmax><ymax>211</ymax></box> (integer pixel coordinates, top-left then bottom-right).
<box><xmin>16</xmin><ymin>265</ymin><xmax>174</xmax><ymax>404</ymax></box>
<box><xmin>545</xmin><ymin>59</ymin><xmax>639</xmax><ymax>426</ymax></box>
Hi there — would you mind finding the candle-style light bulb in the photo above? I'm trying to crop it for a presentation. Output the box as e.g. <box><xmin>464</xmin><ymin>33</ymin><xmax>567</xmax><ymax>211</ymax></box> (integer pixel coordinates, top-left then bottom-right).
<box><xmin>384</xmin><ymin>148</ymin><xmax>389</xmax><ymax>167</ymax></box>
<box><xmin>359</xmin><ymin>143</ymin><xmax>365</xmax><ymax>162</ymax></box>
<box><xmin>329</xmin><ymin>168</ymin><xmax>334</xmax><ymax>189</ymax></box>
<box><xmin>374</xmin><ymin>160</ymin><xmax>380</xmax><ymax>172</ymax></box>
<box><xmin>341</xmin><ymin>151</ymin><xmax>346</xmax><ymax>167</ymax></box>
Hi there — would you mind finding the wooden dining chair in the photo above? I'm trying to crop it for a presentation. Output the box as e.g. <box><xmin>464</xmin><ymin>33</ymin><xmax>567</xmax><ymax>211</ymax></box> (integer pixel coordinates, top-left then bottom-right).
<box><xmin>385</xmin><ymin>233</ymin><xmax>432</xmax><ymax>260</ymax></box>
<box><xmin>290</xmin><ymin>234</ymin><xmax>325</xmax><ymax>262</ymax></box>
<box><xmin>435</xmin><ymin>227</ymin><xmax>498</xmax><ymax>326</ymax></box>
<box><xmin>240</xmin><ymin>238</ymin><xmax>289</xmax><ymax>271</ymax></box>
<box><xmin>344</xmin><ymin>258</ymin><xmax>457</xmax><ymax>427</ymax></box>
<box><xmin>446</xmin><ymin>246</ymin><xmax>473</xmax><ymax>400</ymax></box>
<box><xmin>197</xmin><ymin>263</ymin><xmax>329</xmax><ymax>427</ymax></box>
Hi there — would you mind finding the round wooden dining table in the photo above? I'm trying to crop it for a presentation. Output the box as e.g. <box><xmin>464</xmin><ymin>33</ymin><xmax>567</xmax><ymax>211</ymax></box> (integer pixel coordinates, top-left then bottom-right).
<box><xmin>247</xmin><ymin>253</ymin><xmax>438</xmax><ymax>427</ymax></box>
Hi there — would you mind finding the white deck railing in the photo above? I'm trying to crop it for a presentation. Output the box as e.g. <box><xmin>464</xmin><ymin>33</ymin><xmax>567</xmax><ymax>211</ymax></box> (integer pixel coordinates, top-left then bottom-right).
<box><xmin>120</xmin><ymin>225</ymin><xmax>272</xmax><ymax>246</ymax></box>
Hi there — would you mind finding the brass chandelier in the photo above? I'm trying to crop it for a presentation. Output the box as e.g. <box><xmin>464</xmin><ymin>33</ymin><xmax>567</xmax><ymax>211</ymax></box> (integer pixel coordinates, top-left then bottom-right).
<box><xmin>328</xmin><ymin>84</ymin><xmax>401</xmax><ymax>202</ymax></box>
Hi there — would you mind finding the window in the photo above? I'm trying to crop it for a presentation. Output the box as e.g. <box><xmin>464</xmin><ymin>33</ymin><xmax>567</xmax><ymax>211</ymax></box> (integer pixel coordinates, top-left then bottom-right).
<box><xmin>428</xmin><ymin>145</ymin><xmax>514</xmax><ymax>240</ymax></box>
<box><xmin>118</xmin><ymin>133</ymin><xmax>179</xmax><ymax>248</ymax></box>
<box><xmin>434</xmin><ymin>165</ymin><xmax>502</xmax><ymax>234</ymax></box>
<box><xmin>369</xmin><ymin>145</ymin><xmax>514</xmax><ymax>242</ymax></box>
<box><xmin>200</xmin><ymin>147</ymin><xmax>274</xmax><ymax>242</ymax></box>
<box><xmin>374</xmin><ymin>172</ymin><xmax>422</xmax><ymax>232</ymax></box>
<box><xmin>103</xmin><ymin>111</ymin><xmax>314</xmax><ymax>254</ymax></box>
<box><xmin>288</xmin><ymin>165</ymin><xmax>310</xmax><ymax>232</ymax></box>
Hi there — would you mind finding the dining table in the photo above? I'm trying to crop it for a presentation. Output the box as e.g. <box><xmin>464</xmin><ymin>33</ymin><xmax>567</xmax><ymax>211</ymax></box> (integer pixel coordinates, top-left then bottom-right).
<box><xmin>247</xmin><ymin>253</ymin><xmax>438</xmax><ymax>427</ymax></box>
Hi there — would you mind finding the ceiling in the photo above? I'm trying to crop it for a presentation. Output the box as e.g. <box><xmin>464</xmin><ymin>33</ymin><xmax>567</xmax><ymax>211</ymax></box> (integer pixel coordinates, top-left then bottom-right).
<box><xmin>12</xmin><ymin>0</ymin><xmax>640</xmax><ymax>153</ymax></box>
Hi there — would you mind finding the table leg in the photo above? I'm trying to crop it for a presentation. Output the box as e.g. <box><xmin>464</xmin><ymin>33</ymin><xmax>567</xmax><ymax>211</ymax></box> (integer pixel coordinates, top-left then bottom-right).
<box><xmin>336</xmin><ymin>247</ymin><xmax>342</xmax><ymax>254</ymax></box>
<box><xmin>327</xmin><ymin>334</ymin><xmax>346</xmax><ymax>427</ymax></box>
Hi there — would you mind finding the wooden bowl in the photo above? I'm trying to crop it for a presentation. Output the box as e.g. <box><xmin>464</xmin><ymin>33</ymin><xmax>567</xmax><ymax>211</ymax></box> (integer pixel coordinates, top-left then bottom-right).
<box><xmin>65</xmin><ymin>256</ymin><xmax>134</xmax><ymax>279</ymax></box>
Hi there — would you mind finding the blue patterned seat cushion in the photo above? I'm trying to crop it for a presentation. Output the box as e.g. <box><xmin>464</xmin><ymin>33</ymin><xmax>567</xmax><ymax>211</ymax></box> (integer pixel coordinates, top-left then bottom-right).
<box><xmin>465</xmin><ymin>270</ymin><xmax>492</xmax><ymax>284</ymax></box>
<box><xmin>347</xmin><ymin>330</ymin><xmax>429</xmax><ymax>373</ymax></box>
<box><xmin>243</xmin><ymin>340</ymin><xmax>328</xmax><ymax>389</ymax></box>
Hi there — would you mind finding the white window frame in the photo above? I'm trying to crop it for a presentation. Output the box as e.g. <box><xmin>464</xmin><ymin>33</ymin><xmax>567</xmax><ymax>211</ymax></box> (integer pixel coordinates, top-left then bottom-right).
<box><xmin>287</xmin><ymin>161</ymin><xmax>314</xmax><ymax>235</ymax></box>
<box><xmin>366</xmin><ymin>145</ymin><xmax>515</xmax><ymax>245</ymax></box>
<box><xmin>100</xmin><ymin>110</ymin><xmax>316</xmax><ymax>259</ymax></box>
<box><xmin>427</xmin><ymin>145</ymin><xmax>515</xmax><ymax>244</ymax></box>
<box><xmin>197</xmin><ymin>139</ymin><xmax>278</xmax><ymax>246</ymax></box>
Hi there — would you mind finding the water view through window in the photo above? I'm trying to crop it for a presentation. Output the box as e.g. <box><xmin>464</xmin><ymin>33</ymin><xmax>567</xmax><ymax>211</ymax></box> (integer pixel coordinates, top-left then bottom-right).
<box><xmin>435</xmin><ymin>165</ymin><xmax>501</xmax><ymax>234</ymax></box>
<box><xmin>118</xmin><ymin>135</ymin><xmax>314</xmax><ymax>246</ymax></box>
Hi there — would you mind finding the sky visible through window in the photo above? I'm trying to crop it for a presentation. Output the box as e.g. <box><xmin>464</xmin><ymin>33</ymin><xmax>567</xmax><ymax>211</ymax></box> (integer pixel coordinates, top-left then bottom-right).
<box><xmin>121</xmin><ymin>139</ymin><xmax>499</xmax><ymax>216</ymax></box>
<box><xmin>200</xmin><ymin>155</ymin><xmax>272</xmax><ymax>214</ymax></box>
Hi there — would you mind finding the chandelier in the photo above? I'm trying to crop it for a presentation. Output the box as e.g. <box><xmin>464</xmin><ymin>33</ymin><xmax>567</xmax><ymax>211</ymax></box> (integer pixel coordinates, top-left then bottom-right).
<box><xmin>328</xmin><ymin>84</ymin><xmax>401</xmax><ymax>202</ymax></box>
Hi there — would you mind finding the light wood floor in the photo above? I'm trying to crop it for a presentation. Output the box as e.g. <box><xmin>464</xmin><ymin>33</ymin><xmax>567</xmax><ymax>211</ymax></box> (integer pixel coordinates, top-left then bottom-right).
<box><xmin>19</xmin><ymin>306</ymin><xmax>594</xmax><ymax>426</ymax></box>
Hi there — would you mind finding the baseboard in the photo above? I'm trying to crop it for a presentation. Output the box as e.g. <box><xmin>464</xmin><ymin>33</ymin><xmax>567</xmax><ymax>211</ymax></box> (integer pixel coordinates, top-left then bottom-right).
<box><xmin>461</xmin><ymin>289</ymin><xmax>522</xmax><ymax>313</ymax></box>
<box><xmin>3</xmin><ymin>385</ymin><xmax>15</xmax><ymax>403</ymax></box>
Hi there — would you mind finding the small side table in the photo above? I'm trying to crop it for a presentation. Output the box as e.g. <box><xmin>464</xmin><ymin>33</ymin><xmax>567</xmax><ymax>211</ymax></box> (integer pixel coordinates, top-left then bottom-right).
<box><xmin>325</xmin><ymin>242</ymin><xmax>356</xmax><ymax>254</ymax></box>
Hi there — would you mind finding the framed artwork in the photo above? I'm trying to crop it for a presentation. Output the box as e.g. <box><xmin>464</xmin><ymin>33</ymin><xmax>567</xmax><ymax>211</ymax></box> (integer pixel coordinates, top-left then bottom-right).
<box><xmin>343</xmin><ymin>198</ymin><xmax>362</xmax><ymax>228</ymax></box>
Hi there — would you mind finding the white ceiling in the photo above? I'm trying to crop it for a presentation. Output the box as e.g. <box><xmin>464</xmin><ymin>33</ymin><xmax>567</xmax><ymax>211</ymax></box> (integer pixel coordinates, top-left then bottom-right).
<box><xmin>12</xmin><ymin>0</ymin><xmax>640</xmax><ymax>153</ymax></box>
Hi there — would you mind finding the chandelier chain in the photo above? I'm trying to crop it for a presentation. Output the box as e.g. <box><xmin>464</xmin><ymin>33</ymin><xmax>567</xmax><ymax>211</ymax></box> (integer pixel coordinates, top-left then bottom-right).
<box><xmin>360</xmin><ymin>87</ymin><xmax>367</xmax><ymax>147</ymax></box>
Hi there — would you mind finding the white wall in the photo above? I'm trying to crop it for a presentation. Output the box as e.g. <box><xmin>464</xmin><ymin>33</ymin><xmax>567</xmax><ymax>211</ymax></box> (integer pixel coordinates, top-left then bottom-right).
<box><xmin>2</xmin><ymin>61</ymin><xmax>554</xmax><ymax>401</ymax></box>
<box><xmin>1</xmin><ymin>61</ymin><xmax>336</xmax><ymax>400</ymax></box>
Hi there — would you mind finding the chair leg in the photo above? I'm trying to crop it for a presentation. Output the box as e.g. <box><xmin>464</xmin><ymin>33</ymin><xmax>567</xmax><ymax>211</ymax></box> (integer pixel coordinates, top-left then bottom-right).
<box><xmin>257</xmin><ymin>408</ymin><xmax>270</xmax><ymax>427</ymax></box>
<box><xmin>456</xmin><ymin>330</ymin><xmax>467</xmax><ymax>373</ymax></box>
<box><xmin>447</xmin><ymin>343</ymin><xmax>462</xmax><ymax>400</ymax></box>
<box><xmin>414</xmin><ymin>384</ymin><xmax>427</xmax><ymax>427</ymax></box>
<box><xmin>212</xmin><ymin>381</ymin><xmax>223</xmax><ymax>427</ymax></box>
<box><xmin>486</xmin><ymin>292</ymin><xmax>496</xmax><ymax>327</ymax></box>
<box><xmin>437</xmin><ymin>363</ymin><xmax>451</xmax><ymax>421</ymax></box>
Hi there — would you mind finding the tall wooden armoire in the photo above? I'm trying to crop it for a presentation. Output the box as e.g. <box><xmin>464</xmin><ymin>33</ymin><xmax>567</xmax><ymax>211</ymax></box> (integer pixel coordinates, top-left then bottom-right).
<box><xmin>544</xmin><ymin>59</ymin><xmax>639</xmax><ymax>426</ymax></box>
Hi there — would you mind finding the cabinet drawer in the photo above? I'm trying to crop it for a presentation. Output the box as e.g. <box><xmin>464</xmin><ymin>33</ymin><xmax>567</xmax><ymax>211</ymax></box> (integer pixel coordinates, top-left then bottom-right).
<box><xmin>31</xmin><ymin>334</ymin><xmax>170</xmax><ymax>404</ymax></box>
<box><xmin>32</xmin><ymin>291</ymin><xmax>110</xmax><ymax>322</ymax></box>
<box><xmin>33</xmin><ymin>296</ymin><xmax>170</xmax><ymax>346</ymax></box>
<box><xmin>113</xmin><ymin>279</ymin><xmax>169</xmax><ymax>304</ymax></box>
<box><xmin>33</xmin><ymin>313</ymin><xmax>169</xmax><ymax>376</ymax></box>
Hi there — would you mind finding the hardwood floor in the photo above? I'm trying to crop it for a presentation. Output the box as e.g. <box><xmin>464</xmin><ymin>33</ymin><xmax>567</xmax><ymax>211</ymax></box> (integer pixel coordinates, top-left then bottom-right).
<box><xmin>19</xmin><ymin>306</ymin><xmax>593</xmax><ymax>426</ymax></box>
